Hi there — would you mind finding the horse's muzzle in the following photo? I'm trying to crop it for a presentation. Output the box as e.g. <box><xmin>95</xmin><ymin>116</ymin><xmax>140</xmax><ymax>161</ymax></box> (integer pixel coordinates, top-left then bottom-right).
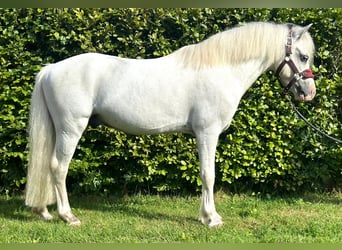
<box><xmin>296</xmin><ymin>81</ymin><xmax>316</xmax><ymax>102</ymax></box>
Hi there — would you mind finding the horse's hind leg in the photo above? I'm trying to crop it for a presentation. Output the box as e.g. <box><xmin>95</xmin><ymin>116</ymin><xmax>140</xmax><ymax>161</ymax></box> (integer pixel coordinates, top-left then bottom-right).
<box><xmin>51</xmin><ymin>118</ymin><xmax>88</xmax><ymax>226</ymax></box>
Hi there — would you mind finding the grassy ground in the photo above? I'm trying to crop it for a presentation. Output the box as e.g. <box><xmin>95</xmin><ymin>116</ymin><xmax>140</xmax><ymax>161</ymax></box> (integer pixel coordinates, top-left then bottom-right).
<box><xmin>0</xmin><ymin>191</ymin><xmax>341</xmax><ymax>243</ymax></box>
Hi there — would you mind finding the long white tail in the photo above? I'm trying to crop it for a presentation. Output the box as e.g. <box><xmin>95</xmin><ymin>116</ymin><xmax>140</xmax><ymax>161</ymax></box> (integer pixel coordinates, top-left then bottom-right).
<box><xmin>25</xmin><ymin>66</ymin><xmax>56</xmax><ymax>207</ymax></box>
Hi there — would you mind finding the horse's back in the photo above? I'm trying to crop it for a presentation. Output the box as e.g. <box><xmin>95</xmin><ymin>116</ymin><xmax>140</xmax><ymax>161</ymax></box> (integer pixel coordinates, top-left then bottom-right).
<box><xmin>39</xmin><ymin>53</ymin><xmax>196</xmax><ymax>134</ymax></box>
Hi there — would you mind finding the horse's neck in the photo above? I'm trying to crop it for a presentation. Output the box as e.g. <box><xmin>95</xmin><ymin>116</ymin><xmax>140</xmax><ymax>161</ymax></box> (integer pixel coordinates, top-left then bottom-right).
<box><xmin>220</xmin><ymin>57</ymin><xmax>273</xmax><ymax>96</ymax></box>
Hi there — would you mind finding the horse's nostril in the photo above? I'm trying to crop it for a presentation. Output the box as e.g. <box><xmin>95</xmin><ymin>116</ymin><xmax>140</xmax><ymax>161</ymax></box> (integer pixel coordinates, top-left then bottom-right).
<box><xmin>296</xmin><ymin>87</ymin><xmax>306</xmax><ymax>97</ymax></box>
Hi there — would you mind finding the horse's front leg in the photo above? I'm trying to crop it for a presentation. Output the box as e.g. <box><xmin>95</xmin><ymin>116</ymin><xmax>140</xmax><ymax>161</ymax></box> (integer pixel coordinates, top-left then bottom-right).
<box><xmin>196</xmin><ymin>130</ymin><xmax>223</xmax><ymax>228</ymax></box>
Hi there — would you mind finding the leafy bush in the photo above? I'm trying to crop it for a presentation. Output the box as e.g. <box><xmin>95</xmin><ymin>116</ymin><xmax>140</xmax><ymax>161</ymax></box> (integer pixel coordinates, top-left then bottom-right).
<box><xmin>0</xmin><ymin>8</ymin><xmax>341</xmax><ymax>195</ymax></box>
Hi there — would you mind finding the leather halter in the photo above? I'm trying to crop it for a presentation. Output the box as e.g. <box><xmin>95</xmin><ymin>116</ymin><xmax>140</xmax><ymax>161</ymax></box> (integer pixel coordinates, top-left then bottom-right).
<box><xmin>275</xmin><ymin>26</ymin><xmax>314</xmax><ymax>95</ymax></box>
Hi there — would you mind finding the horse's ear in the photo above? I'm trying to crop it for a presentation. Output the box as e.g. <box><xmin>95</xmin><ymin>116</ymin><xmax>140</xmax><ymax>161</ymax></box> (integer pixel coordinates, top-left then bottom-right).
<box><xmin>292</xmin><ymin>24</ymin><xmax>312</xmax><ymax>40</ymax></box>
<box><xmin>306</xmin><ymin>23</ymin><xmax>313</xmax><ymax>30</ymax></box>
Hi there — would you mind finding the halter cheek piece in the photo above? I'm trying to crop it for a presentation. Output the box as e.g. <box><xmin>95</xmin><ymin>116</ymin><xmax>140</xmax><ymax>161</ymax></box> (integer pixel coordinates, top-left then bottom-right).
<box><xmin>275</xmin><ymin>26</ymin><xmax>314</xmax><ymax>95</ymax></box>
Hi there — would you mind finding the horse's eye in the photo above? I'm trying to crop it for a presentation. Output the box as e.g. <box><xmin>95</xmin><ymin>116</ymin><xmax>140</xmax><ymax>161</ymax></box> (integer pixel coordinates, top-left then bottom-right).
<box><xmin>300</xmin><ymin>54</ymin><xmax>309</xmax><ymax>63</ymax></box>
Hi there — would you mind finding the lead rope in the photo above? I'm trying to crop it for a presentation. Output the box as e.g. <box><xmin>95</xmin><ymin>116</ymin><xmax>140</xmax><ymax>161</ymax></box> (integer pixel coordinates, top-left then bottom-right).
<box><xmin>286</xmin><ymin>95</ymin><xmax>342</xmax><ymax>144</ymax></box>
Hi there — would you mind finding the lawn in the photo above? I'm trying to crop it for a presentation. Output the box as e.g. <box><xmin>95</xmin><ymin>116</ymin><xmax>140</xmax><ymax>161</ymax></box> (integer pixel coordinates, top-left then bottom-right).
<box><xmin>0</xmin><ymin>191</ymin><xmax>341</xmax><ymax>243</ymax></box>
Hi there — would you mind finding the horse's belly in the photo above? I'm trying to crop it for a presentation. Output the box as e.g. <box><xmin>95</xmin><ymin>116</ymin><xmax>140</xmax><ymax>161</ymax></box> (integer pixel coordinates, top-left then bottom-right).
<box><xmin>94</xmin><ymin>105</ymin><xmax>192</xmax><ymax>135</ymax></box>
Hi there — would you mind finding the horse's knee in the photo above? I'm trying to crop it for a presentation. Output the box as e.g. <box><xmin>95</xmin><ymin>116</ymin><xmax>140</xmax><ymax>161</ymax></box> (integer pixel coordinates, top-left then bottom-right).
<box><xmin>200</xmin><ymin>169</ymin><xmax>215</xmax><ymax>189</ymax></box>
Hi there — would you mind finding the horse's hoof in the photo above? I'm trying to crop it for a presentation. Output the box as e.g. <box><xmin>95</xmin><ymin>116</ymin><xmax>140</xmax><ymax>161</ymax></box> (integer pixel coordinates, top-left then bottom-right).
<box><xmin>59</xmin><ymin>212</ymin><xmax>81</xmax><ymax>226</ymax></box>
<box><xmin>199</xmin><ymin>212</ymin><xmax>223</xmax><ymax>228</ymax></box>
<box><xmin>32</xmin><ymin>207</ymin><xmax>53</xmax><ymax>221</ymax></box>
<box><xmin>208</xmin><ymin>218</ymin><xmax>224</xmax><ymax>228</ymax></box>
<box><xmin>69</xmin><ymin>219</ymin><xmax>81</xmax><ymax>227</ymax></box>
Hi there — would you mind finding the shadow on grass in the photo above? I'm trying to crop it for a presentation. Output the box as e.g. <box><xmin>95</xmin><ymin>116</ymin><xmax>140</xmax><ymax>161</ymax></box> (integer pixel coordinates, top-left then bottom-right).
<box><xmin>0</xmin><ymin>194</ymin><xmax>200</xmax><ymax>226</ymax></box>
<box><xmin>0</xmin><ymin>196</ymin><xmax>37</xmax><ymax>222</ymax></box>
<box><xmin>71</xmin><ymin>194</ymin><xmax>200</xmax><ymax>226</ymax></box>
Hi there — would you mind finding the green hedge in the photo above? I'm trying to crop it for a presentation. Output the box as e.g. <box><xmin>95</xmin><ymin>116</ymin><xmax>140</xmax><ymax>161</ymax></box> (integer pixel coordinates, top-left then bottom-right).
<box><xmin>0</xmin><ymin>8</ymin><xmax>341</xmax><ymax>195</ymax></box>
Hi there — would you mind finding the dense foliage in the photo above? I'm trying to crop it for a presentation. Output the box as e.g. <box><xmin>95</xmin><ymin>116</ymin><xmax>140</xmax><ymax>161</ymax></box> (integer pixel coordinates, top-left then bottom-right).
<box><xmin>0</xmin><ymin>8</ymin><xmax>341</xmax><ymax>195</ymax></box>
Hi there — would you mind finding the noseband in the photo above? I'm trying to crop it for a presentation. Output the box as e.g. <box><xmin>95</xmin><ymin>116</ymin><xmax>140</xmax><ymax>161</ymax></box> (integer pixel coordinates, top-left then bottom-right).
<box><xmin>275</xmin><ymin>26</ymin><xmax>314</xmax><ymax>95</ymax></box>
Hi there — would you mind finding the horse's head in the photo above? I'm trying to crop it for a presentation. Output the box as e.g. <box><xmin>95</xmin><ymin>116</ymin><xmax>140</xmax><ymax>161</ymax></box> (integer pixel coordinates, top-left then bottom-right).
<box><xmin>276</xmin><ymin>24</ymin><xmax>316</xmax><ymax>102</ymax></box>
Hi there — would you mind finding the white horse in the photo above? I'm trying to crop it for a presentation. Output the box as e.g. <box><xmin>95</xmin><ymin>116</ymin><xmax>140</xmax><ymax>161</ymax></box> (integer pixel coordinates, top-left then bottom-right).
<box><xmin>25</xmin><ymin>22</ymin><xmax>316</xmax><ymax>227</ymax></box>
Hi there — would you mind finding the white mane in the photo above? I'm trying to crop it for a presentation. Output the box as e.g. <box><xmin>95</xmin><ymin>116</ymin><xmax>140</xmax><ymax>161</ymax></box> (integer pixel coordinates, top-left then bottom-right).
<box><xmin>172</xmin><ymin>22</ymin><xmax>291</xmax><ymax>69</ymax></box>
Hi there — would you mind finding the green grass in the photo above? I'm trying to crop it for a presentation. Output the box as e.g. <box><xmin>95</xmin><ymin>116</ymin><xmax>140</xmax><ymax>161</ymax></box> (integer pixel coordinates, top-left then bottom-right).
<box><xmin>0</xmin><ymin>191</ymin><xmax>341</xmax><ymax>243</ymax></box>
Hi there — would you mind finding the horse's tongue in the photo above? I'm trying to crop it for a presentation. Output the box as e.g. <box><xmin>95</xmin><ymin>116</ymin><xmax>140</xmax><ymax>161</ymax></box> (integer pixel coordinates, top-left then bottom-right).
<box><xmin>302</xmin><ymin>69</ymin><xmax>314</xmax><ymax>79</ymax></box>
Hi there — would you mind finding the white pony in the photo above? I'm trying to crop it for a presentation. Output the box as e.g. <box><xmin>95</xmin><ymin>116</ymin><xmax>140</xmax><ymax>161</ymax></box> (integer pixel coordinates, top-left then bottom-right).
<box><xmin>25</xmin><ymin>22</ymin><xmax>316</xmax><ymax>227</ymax></box>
